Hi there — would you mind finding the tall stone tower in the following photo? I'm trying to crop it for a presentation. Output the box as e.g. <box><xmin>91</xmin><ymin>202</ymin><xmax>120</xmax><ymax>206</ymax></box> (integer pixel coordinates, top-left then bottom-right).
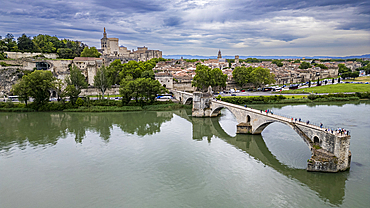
<box><xmin>217</xmin><ymin>50</ymin><xmax>222</xmax><ymax>59</ymax></box>
<box><xmin>235</xmin><ymin>55</ymin><xmax>239</xmax><ymax>64</ymax></box>
<box><xmin>101</xmin><ymin>28</ymin><xmax>108</xmax><ymax>54</ymax></box>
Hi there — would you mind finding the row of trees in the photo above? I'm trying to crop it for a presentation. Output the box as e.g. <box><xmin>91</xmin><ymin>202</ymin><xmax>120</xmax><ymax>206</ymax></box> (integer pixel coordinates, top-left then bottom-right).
<box><xmin>12</xmin><ymin>66</ymin><xmax>88</xmax><ymax>106</ymax></box>
<box><xmin>232</xmin><ymin>66</ymin><xmax>275</xmax><ymax>88</ymax></box>
<box><xmin>191</xmin><ymin>65</ymin><xmax>228</xmax><ymax>90</ymax></box>
<box><xmin>12</xmin><ymin>58</ymin><xmax>168</xmax><ymax>107</ymax></box>
<box><xmin>0</xmin><ymin>33</ymin><xmax>87</xmax><ymax>59</ymax></box>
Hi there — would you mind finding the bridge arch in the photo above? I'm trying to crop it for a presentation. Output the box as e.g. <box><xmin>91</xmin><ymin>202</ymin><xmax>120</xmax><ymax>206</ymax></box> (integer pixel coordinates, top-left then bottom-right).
<box><xmin>184</xmin><ymin>97</ymin><xmax>193</xmax><ymax>105</ymax></box>
<box><xmin>253</xmin><ymin>119</ymin><xmax>314</xmax><ymax>150</ymax></box>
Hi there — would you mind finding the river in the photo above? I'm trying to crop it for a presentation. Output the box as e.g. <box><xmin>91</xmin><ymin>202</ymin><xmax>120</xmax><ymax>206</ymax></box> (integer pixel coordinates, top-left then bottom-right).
<box><xmin>0</xmin><ymin>101</ymin><xmax>369</xmax><ymax>207</ymax></box>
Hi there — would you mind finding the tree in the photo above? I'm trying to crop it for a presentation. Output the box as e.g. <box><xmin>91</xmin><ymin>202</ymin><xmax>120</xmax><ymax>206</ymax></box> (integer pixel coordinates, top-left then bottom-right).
<box><xmin>12</xmin><ymin>70</ymin><xmax>55</xmax><ymax>105</ymax></box>
<box><xmin>299</xmin><ymin>62</ymin><xmax>312</xmax><ymax>69</ymax></box>
<box><xmin>107</xmin><ymin>59</ymin><xmax>123</xmax><ymax>85</ymax></box>
<box><xmin>17</xmin><ymin>34</ymin><xmax>34</xmax><ymax>52</ymax></box>
<box><xmin>94</xmin><ymin>65</ymin><xmax>110</xmax><ymax>99</ymax></box>
<box><xmin>192</xmin><ymin>65</ymin><xmax>227</xmax><ymax>90</ymax></box>
<box><xmin>250</xmin><ymin>67</ymin><xmax>275</xmax><ymax>88</ymax></box>
<box><xmin>12</xmin><ymin>79</ymin><xmax>31</xmax><ymax>106</ymax></box>
<box><xmin>232</xmin><ymin>66</ymin><xmax>253</xmax><ymax>87</ymax></box>
<box><xmin>53</xmin><ymin>79</ymin><xmax>65</xmax><ymax>101</ymax></box>
<box><xmin>210</xmin><ymin>68</ymin><xmax>227</xmax><ymax>89</ymax></box>
<box><xmin>308</xmin><ymin>80</ymin><xmax>311</xmax><ymax>87</ymax></box>
<box><xmin>316</xmin><ymin>64</ymin><xmax>328</xmax><ymax>69</ymax></box>
<box><xmin>80</xmin><ymin>46</ymin><xmax>101</xmax><ymax>58</ymax></box>
<box><xmin>65</xmin><ymin>66</ymin><xmax>88</xmax><ymax>101</ymax></box>
<box><xmin>141</xmin><ymin>70</ymin><xmax>155</xmax><ymax>80</ymax></box>
<box><xmin>119</xmin><ymin>78</ymin><xmax>167</xmax><ymax>105</ymax></box>
<box><xmin>272</xmin><ymin>60</ymin><xmax>283</xmax><ymax>67</ymax></box>
<box><xmin>119</xmin><ymin>76</ymin><xmax>135</xmax><ymax>105</ymax></box>
<box><xmin>4</xmin><ymin>33</ymin><xmax>17</xmax><ymax>52</ymax></box>
<box><xmin>338</xmin><ymin>64</ymin><xmax>351</xmax><ymax>74</ymax></box>
<box><xmin>57</xmin><ymin>48</ymin><xmax>73</xmax><ymax>59</ymax></box>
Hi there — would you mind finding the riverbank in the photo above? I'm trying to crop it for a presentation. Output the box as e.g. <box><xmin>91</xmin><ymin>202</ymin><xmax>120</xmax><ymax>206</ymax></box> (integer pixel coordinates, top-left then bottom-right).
<box><xmin>0</xmin><ymin>101</ymin><xmax>191</xmax><ymax>112</ymax></box>
<box><xmin>219</xmin><ymin>92</ymin><xmax>369</xmax><ymax>105</ymax></box>
<box><xmin>280</xmin><ymin>83</ymin><xmax>369</xmax><ymax>94</ymax></box>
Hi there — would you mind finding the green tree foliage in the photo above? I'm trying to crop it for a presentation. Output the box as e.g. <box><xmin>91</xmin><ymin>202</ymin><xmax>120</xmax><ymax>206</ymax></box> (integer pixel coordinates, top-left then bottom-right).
<box><xmin>53</xmin><ymin>79</ymin><xmax>65</xmax><ymax>101</ymax></box>
<box><xmin>232</xmin><ymin>66</ymin><xmax>253</xmax><ymax>87</ymax></box>
<box><xmin>4</xmin><ymin>34</ymin><xmax>17</xmax><ymax>52</ymax></box>
<box><xmin>141</xmin><ymin>70</ymin><xmax>155</xmax><ymax>80</ymax></box>
<box><xmin>12</xmin><ymin>79</ymin><xmax>31</xmax><ymax>106</ymax></box>
<box><xmin>356</xmin><ymin>63</ymin><xmax>370</xmax><ymax>74</ymax></box>
<box><xmin>243</xmin><ymin>58</ymin><xmax>261</xmax><ymax>63</ymax></box>
<box><xmin>341</xmin><ymin>71</ymin><xmax>359</xmax><ymax>79</ymax></box>
<box><xmin>293</xmin><ymin>60</ymin><xmax>301</xmax><ymax>63</ymax></box>
<box><xmin>12</xmin><ymin>70</ymin><xmax>55</xmax><ymax>105</ymax></box>
<box><xmin>315</xmin><ymin>64</ymin><xmax>328</xmax><ymax>69</ymax></box>
<box><xmin>94</xmin><ymin>65</ymin><xmax>110</xmax><ymax>98</ymax></box>
<box><xmin>119</xmin><ymin>78</ymin><xmax>167</xmax><ymax>105</ymax></box>
<box><xmin>65</xmin><ymin>66</ymin><xmax>88</xmax><ymax>101</ymax></box>
<box><xmin>299</xmin><ymin>62</ymin><xmax>312</xmax><ymax>69</ymax></box>
<box><xmin>1</xmin><ymin>33</ymin><xmax>87</xmax><ymax>59</ymax></box>
<box><xmin>272</xmin><ymin>60</ymin><xmax>283</xmax><ymax>67</ymax></box>
<box><xmin>192</xmin><ymin>65</ymin><xmax>227</xmax><ymax>90</ymax></box>
<box><xmin>250</xmin><ymin>67</ymin><xmax>276</xmax><ymax>88</ymax></box>
<box><xmin>107</xmin><ymin>59</ymin><xmax>123</xmax><ymax>85</ymax></box>
<box><xmin>80</xmin><ymin>47</ymin><xmax>101</xmax><ymax>58</ymax></box>
<box><xmin>338</xmin><ymin>64</ymin><xmax>351</xmax><ymax>74</ymax></box>
<box><xmin>17</xmin><ymin>34</ymin><xmax>35</xmax><ymax>52</ymax></box>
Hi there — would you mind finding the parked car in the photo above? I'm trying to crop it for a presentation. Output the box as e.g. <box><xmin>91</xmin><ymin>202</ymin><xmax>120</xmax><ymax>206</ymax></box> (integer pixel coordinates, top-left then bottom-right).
<box><xmin>231</xmin><ymin>94</ymin><xmax>236</xmax><ymax>96</ymax></box>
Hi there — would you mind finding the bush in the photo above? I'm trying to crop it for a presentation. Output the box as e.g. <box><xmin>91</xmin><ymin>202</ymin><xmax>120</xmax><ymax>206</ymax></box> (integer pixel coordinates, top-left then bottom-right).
<box><xmin>76</xmin><ymin>97</ymin><xmax>84</xmax><ymax>106</ymax></box>
<box><xmin>307</xmin><ymin>94</ymin><xmax>317</xmax><ymax>100</ymax></box>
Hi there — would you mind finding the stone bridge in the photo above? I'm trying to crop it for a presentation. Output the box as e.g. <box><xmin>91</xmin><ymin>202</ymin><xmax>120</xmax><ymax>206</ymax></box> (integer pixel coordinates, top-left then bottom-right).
<box><xmin>171</xmin><ymin>90</ymin><xmax>351</xmax><ymax>173</ymax></box>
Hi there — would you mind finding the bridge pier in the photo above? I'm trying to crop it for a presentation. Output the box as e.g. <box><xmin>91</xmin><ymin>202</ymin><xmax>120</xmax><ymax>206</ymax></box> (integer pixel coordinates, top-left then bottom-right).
<box><xmin>236</xmin><ymin>123</ymin><xmax>253</xmax><ymax>134</ymax></box>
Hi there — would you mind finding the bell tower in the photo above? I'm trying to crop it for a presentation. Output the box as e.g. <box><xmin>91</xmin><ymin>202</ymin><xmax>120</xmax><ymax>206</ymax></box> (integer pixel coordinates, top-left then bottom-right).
<box><xmin>217</xmin><ymin>50</ymin><xmax>222</xmax><ymax>59</ymax></box>
<box><xmin>101</xmin><ymin>27</ymin><xmax>108</xmax><ymax>54</ymax></box>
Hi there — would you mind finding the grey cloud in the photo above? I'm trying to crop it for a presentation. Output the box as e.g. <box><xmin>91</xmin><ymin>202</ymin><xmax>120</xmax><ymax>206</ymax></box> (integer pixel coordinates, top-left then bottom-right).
<box><xmin>163</xmin><ymin>17</ymin><xmax>183</xmax><ymax>27</ymax></box>
<box><xmin>92</xmin><ymin>0</ymin><xmax>166</xmax><ymax>13</ymax></box>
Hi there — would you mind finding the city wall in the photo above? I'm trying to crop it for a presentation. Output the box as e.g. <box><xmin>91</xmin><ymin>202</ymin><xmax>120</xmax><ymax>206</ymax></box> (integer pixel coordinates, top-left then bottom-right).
<box><xmin>5</xmin><ymin>52</ymin><xmax>58</xmax><ymax>59</ymax></box>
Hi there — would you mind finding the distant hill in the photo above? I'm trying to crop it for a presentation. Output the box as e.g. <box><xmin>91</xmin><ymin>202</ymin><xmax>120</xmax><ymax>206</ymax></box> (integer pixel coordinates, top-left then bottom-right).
<box><xmin>163</xmin><ymin>54</ymin><xmax>370</xmax><ymax>60</ymax></box>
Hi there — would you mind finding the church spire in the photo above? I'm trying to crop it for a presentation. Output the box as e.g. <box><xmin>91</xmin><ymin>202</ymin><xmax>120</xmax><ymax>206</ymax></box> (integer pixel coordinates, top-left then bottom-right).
<box><xmin>217</xmin><ymin>50</ymin><xmax>222</xmax><ymax>59</ymax></box>
<box><xmin>103</xmin><ymin>27</ymin><xmax>107</xmax><ymax>38</ymax></box>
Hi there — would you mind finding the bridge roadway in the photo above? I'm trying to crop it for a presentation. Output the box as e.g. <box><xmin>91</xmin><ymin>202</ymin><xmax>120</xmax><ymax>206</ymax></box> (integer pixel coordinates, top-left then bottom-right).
<box><xmin>171</xmin><ymin>90</ymin><xmax>351</xmax><ymax>173</ymax></box>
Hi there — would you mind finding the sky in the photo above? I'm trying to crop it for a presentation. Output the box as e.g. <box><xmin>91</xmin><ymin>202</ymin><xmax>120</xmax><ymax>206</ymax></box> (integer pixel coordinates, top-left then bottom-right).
<box><xmin>0</xmin><ymin>0</ymin><xmax>369</xmax><ymax>57</ymax></box>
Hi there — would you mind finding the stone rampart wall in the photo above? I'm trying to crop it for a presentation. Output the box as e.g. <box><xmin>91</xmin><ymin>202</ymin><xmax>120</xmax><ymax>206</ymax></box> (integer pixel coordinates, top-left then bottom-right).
<box><xmin>5</xmin><ymin>52</ymin><xmax>58</xmax><ymax>59</ymax></box>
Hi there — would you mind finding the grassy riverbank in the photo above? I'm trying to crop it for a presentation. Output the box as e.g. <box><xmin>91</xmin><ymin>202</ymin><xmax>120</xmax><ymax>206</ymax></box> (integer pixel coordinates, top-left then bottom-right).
<box><xmin>220</xmin><ymin>92</ymin><xmax>370</xmax><ymax>105</ymax></box>
<box><xmin>284</xmin><ymin>84</ymin><xmax>369</xmax><ymax>94</ymax></box>
<box><xmin>0</xmin><ymin>100</ymin><xmax>191</xmax><ymax>112</ymax></box>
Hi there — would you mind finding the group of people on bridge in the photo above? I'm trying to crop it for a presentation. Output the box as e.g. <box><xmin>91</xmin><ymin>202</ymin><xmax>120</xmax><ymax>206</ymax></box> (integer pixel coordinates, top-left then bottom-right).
<box><xmin>256</xmin><ymin>107</ymin><xmax>350</xmax><ymax>137</ymax></box>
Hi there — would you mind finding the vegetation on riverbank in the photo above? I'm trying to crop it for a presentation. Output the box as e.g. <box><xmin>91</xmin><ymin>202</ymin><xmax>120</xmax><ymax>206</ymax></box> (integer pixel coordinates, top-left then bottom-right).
<box><xmin>0</xmin><ymin>99</ymin><xmax>191</xmax><ymax>112</ymax></box>
<box><xmin>220</xmin><ymin>92</ymin><xmax>369</xmax><ymax>105</ymax></box>
<box><xmin>284</xmin><ymin>84</ymin><xmax>369</xmax><ymax>94</ymax></box>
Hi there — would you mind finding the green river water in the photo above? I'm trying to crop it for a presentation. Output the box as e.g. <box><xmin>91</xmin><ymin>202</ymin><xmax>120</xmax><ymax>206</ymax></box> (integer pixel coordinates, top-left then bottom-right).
<box><xmin>0</xmin><ymin>101</ymin><xmax>369</xmax><ymax>207</ymax></box>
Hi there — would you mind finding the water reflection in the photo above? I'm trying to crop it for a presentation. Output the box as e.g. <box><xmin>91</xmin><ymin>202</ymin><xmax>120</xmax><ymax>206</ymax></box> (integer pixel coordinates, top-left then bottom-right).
<box><xmin>0</xmin><ymin>108</ymin><xmax>350</xmax><ymax>205</ymax></box>
<box><xmin>187</xmin><ymin>112</ymin><xmax>348</xmax><ymax>206</ymax></box>
<box><xmin>0</xmin><ymin>111</ymin><xmax>172</xmax><ymax>149</ymax></box>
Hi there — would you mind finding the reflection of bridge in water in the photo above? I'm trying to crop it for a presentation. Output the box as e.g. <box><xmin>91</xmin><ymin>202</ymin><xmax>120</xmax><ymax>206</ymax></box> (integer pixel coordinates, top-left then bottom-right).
<box><xmin>172</xmin><ymin>90</ymin><xmax>351</xmax><ymax>173</ymax></box>
<box><xmin>173</xmin><ymin>110</ymin><xmax>348</xmax><ymax>206</ymax></box>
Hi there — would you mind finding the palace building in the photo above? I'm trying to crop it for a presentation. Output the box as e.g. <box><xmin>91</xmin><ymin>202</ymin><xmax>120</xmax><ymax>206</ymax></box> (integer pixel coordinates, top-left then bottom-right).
<box><xmin>100</xmin><ymin>28</ymin><xmax>162</xmax><ymax>65</ymax></box>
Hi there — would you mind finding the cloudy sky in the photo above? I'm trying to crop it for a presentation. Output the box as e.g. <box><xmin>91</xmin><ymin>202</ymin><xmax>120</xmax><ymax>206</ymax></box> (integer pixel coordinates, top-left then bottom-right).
<box><xmin>1</xmin><ymin>0</ymin><xmax>369</xmax><ymax>56</ymax></box>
